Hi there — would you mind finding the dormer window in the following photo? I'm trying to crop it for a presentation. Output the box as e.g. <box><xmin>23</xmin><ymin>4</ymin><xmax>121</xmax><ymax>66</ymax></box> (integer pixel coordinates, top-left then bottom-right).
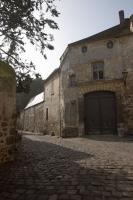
<box><xmin>92</xmin><ymin>62</ymin><xmax>104</xmax><ymax>80</ymax></box>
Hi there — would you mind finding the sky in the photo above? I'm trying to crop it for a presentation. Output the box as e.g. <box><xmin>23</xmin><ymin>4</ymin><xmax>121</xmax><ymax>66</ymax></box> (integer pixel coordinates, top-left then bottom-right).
<box><xmin>23</xmin><ymin>0</ymin><xmax>133</xmax><ymax>79</ymax></box>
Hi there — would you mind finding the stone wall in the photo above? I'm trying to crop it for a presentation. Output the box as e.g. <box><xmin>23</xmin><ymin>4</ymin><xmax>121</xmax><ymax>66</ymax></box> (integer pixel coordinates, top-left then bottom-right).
<box><xmin>21</xmin><ymin>103</ymin><xmax>44</xmax><ymax>134</ymax></box>
<box><xmin>18</xmin><ymin>69</ymin><xmax>61</xmax><ymax>136</ymax></box>
<box><xmin>18</xmin><ymin>20</ymin><xmax>133</xmax><ymax>138</ymax></box>
<box><xmin>43</xmin><ymin>70</ymin><xmax>60</xmax><ymax>136</ymax></box>
<box><xmin>0</xmin><ymin>61</ymin><xmax>20</xmax><ymax>163</ymax></box>
<box><xmin>119</xmin><ymin>35</ymin><xmax>133</xmax><ymax>134</ymax></box>
<box><xmin>60</xmin><ymin>33</ymin><xmax>133</xmax><ymax>137</ymax></box>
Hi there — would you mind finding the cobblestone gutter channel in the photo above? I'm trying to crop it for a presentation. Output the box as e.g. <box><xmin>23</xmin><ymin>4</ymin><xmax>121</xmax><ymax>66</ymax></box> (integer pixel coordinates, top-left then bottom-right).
<box><xmin>0</xmin><ymin>134</ymin><xmax>133</xmax><ymax>200</ymax></box>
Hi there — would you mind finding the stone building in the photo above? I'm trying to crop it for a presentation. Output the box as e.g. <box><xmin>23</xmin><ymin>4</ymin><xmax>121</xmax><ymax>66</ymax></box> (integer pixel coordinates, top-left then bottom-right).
<box><xmin>20</xmin><ymin>11</ymin><xmax>133</xmax><ymax>137</ymax></box>
<box><xmin>20</xmin><ymin>69</ymin><xmax>60</xmax><ymax>136</ymax></box>
<box><xmin>20</xmin><ymin>92</ymin><xmax>44</xmax><ymax>133</ymax></box>
<box><xmin>43</xmin><ymin>68</ymin><xmax>60</xmax><ymax>136</ymax></box>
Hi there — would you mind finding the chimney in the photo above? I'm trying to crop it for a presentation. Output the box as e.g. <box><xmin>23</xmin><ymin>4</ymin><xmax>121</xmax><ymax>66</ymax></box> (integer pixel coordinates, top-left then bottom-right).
<box><xmin>119</xmin><ymin>10</ymin><xmax>125</xmax><ymax>24</ymax></box>
<box><xmin>130</xmin><ymin>14</ymin><xmax>133</xmax><ymax>32</ymax></box>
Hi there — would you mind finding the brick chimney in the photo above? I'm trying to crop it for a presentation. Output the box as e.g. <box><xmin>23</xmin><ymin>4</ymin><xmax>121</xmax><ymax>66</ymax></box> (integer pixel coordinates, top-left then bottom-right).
<box><xmin>119</xmin><ymin>10</ymin><xmax>125</xmax><ymax>25</ymax></box>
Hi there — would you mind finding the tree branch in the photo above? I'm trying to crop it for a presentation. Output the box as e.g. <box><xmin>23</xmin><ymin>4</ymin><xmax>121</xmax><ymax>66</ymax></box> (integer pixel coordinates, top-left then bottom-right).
<box><xmin>0</xmin><ymin>47</ymin><xmax>20</xmax><ymax>65</ymax></box>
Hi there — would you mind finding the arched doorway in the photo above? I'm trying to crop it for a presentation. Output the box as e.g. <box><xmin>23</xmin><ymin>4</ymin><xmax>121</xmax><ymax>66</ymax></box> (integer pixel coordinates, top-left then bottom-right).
<box><xmin>84</xmin><ymin>91</ymin><xmax>117</xmax><ymax>134</ymax></box>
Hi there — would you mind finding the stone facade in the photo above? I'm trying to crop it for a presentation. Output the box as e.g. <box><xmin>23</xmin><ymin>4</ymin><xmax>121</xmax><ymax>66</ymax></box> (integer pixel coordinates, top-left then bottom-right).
<box><xmin>43</xmin><ymin>69</ymin><xmax>60</xmax><ymax>136</ymax></box>
<box><xmin>20</xmin><ymin>69</ymin><xmax>60</xmax><ymax>136</ymax></box>
<box><xmin>19</xmin><ymin>93</ymin><xmax>44</xmax><ymax>134</ymax></box>
<box><xmin>60</xmin><ymin>14</ymin><xmax>133</xmax><ymax>137</ymax></box>
<box><xmin>22</xmin><ymin>103</ymin><xmax>44</xmax><ymax>133</ymax></box>
<box><xmin>19</xmin><ymin>12</ymin><xmax>133</xmax><ymax>138</ymax></box>
<box><xmin>0</xmin><ymin>61</ymin><xmax>20</xmax><ymax>163</ymax></box>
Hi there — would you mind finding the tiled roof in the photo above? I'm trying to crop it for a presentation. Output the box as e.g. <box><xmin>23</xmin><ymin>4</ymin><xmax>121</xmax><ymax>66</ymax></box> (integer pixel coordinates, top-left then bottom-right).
<box><xmin>25</xmin><ymin>92</ymin><xmax>44</xmax><ymax>109</ymax></box>
<box><xmin>69</xmin><ymin>19</ymin><xmax>131</xmax><ymax>46</ymax></box>
<box><xmin>59</xmin><ymin>19</ymin><xmax>132</xmax><ymax>64</ymax></box>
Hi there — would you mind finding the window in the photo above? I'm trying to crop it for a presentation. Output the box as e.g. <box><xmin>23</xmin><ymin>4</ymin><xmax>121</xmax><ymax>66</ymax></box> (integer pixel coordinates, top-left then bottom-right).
<box><xmin>69</xmin><ymin>74</ymin><xmax>76</xmax><ymax>87</ymax></box>
<box><xmin>107</xmin><ymin>40</ymin><xmax>113</xmax><ymax>49</ymax></box>
<box><xmin>46</xmin><ymin>108</ymin><xmax>48</xmax><ymax>121</ymax></box>
<box><xmin>92</xmin><ymin>62</ymin><xmax>104</xmax><ymax>80</ymax></box>
<box><xmin>81</xmin><ymin>46</ymin><xmax>87</xmax><ymax>53</ymax></box>
<box><xmin>51</xmin><ymin>81</ymin><xmax>54</xmax><ymax>95</ymax></box>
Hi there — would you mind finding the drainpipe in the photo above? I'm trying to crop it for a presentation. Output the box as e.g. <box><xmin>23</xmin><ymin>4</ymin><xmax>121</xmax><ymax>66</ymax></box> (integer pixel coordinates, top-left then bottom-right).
<box><xmin>59</xmin><ymin>68</ymin><xmax>62</xmax><ymax>137</ymax></box>
<box><xmin>23</xmin><ymin>110</ymin><xmax>25</xmax><ymax>131</ymax></box>
<box><xmin>34</xmin><ymin>106</ymin><xmax>35</xmax><ymax>133</ymax></box>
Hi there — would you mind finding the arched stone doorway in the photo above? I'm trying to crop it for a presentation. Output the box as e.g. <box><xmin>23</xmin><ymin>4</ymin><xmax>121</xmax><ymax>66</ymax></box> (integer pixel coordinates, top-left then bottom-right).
<box><xmin>84</xmin><ymin>91</ymin><xmax>117</xmax><ymax>134</ymax></box>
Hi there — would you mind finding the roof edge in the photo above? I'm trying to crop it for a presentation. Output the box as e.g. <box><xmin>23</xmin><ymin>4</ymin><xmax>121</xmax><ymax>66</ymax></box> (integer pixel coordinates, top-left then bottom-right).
<box><xmin>69</xmin><ymin>18</ymin><xmax>130</xmax><ymax>47</ymax></box>
<box><xmin>44</xmin><ymin>68</ymin><xmax>60</xmax><ymax>84</ymax></box>
<box><xmin>24</xmin><ymin>100</ymin><xmax>44</xmax><ymax>110</ymax></box>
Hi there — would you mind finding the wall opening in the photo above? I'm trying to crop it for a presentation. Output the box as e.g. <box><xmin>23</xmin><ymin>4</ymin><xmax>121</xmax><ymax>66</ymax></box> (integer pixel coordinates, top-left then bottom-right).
<box><xmin>84</xmin><ymin>91</ymin><xmax>117</xmax><ymax>134</ymax></box>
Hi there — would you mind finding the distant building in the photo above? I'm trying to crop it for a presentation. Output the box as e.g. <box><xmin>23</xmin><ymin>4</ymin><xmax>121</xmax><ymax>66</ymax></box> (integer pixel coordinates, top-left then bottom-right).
<box><xmin>43</xmin><ymin>68</ymin><xmax>60</xmax><ymax>136</ymax></box>
<box><xmin>19</xmin><ymin>11</ymin><xmax>133</xmax><ymax>137</ymax></box>
<box><xmin>19</xmin><ymin>92</ymin><xmax>44</xmax><ymax>133</ymax></box>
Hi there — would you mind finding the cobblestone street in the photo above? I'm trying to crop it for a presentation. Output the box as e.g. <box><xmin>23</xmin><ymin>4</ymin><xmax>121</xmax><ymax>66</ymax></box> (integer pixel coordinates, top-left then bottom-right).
<box><xmin>0</xmin><ymin>134</ymin><xmax>133</xmax><ymax>200</ymax></box>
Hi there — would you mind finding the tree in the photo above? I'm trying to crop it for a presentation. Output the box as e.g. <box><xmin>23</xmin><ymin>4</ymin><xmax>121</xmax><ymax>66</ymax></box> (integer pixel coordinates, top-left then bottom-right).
<box><xmin>0</xmin><ymin>0</ymin><xmax>59</xmax><ymax>92</ymax></box>
<box><xmin>16</xmin><ymin>77</ymin><xmax>44</xmax><ymax>112</ymax></box>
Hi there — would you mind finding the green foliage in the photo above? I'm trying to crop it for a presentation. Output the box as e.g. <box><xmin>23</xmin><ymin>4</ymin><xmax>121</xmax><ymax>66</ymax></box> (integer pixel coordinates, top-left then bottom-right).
<box><xmin>0</xmin><ymin>0</ymin><xmax>59</xmax><ymax>92</ymax></box>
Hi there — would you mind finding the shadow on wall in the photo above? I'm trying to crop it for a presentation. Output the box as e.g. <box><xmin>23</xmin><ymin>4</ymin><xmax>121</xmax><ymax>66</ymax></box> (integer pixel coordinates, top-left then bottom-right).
<box><xmin>0</xmin><ymin>137</ymin><xmax>132</xmax><ymax>199</ymax></box>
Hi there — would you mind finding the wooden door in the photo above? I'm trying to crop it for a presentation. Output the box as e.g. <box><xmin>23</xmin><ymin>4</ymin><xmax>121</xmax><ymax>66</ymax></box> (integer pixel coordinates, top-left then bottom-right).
<box><xmin>84</xmin><ymin>91</ymin><xmax>117</xmax><ymax>134</ymax></box>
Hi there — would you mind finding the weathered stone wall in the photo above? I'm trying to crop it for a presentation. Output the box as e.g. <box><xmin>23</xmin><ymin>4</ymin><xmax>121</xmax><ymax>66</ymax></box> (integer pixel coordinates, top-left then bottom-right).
<box><xmin>18</xmin><ymin>23</ymin><xmax>133</xmax><ymax>138</ymax></box>
<box><xmin>0</xmin><ymin>61</ymin><xmax>20</xmax><ymax>163</ymax></box>
<box><xmin>23</xmin><ymin>106</ymin><xmax>35</xmax><ymax>132</ymax></box>
<box><xmin>43</xmin><ymin>71</ymin><xmax>60</xmax><ymax>136</ymax></box>
<box><xmin>34</xmin><ymin>103</ymin><xmax>45</xmax><ymax>133</ymax></box>
<box><xmin>60</xmin><ymin>33</ymin><xmax>133</xmax><ymax>137</ymax></box>
<box><xmin>119</xmin><ymin>35</ymin><xmax>133</xmax><ymax>133</ymax></box>
<box><xmin>21</xmin><ymin>103</ymin><xmax>44</xmax><ymax>134</ymax></box>
<box><xmin>19</xmin><ymin>70</ymin><xmax>60</xmax><ymax>136</ymax></box>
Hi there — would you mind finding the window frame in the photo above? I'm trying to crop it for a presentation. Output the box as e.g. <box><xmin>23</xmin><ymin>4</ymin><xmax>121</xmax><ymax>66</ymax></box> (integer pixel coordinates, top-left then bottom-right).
<box><xmin>46</xmin><ymin>108</ymin><xmax>48</xmax><ymax>121</ymax></box>
<box><xmin>92</xmin><ymin>61</ymin><xmax>104</xmax><ymax>80</ymax></box>
<box><xmin>81</xmin><ymin>46</ymin><xmax>87</xmax><ymax>53</ymax></box>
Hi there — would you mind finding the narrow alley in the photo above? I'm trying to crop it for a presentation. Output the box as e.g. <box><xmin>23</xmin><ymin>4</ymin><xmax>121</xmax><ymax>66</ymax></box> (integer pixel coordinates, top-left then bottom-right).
<box><xmin>0</xmin><ymin>134</ymin><xmax>133</xmax><ymax>200</ymax></box>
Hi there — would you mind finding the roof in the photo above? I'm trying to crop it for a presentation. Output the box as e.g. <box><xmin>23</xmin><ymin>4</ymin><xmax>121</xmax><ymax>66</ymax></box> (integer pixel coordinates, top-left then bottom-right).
<box><xmin>59</xmin><ymin>19</ymin><xmax>132</xmax><ymax>64</ymax></box>
<box><xmin>25</xmin><ymin>92</ymin><xmax>44</xmax><ymax>109</ymax></box>
<box><xmin>44</xmin><ymin>68</ymin><xmax>60</xmax><ymax>84</ymax></box>
<box><xmin>69</xmin><ymin>19</ymin><xmax>131</xmax><ymax>47</ymax></box>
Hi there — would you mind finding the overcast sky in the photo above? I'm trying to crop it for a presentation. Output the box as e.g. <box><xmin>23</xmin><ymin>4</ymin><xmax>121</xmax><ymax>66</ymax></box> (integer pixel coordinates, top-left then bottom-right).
<box><xmin>23</xmin><ymin>0</ymin><xmax>133</xmax><ymax>79</ymax></box>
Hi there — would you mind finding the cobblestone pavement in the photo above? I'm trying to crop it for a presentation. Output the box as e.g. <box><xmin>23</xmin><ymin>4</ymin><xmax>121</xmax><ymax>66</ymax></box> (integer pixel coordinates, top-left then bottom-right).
<box><xmin>0</xmin><ymin>134</ymin><xmax>133</xmax><ymax>200</ymax></box>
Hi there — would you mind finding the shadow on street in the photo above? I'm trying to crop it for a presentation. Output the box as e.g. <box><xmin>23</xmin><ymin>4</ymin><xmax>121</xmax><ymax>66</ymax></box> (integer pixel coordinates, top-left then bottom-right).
<box><xmin>0</xmin><ymin>136</ymin><xmax>132</xmax><ymax>200</ymax></box>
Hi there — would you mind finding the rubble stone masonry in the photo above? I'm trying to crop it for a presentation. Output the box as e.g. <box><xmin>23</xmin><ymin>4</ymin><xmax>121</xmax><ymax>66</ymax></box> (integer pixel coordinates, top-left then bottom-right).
<box><xmin>0</xmin><ymin>61</ymin><xmax>20</xmax><ymax>163</ymax></box>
